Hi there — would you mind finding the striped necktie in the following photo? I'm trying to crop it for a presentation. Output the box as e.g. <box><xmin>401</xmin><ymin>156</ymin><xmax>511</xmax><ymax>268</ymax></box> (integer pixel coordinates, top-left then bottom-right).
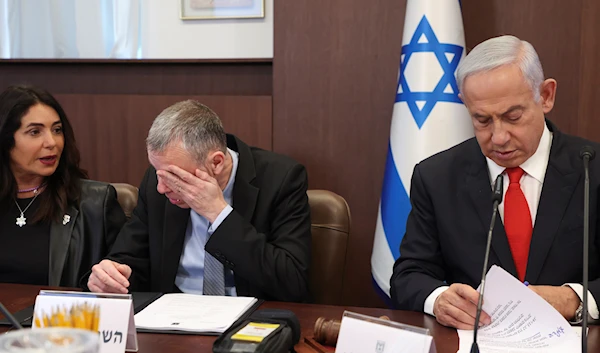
<box><xmin>203</xmin><ymin>250</ymin><xmax>225</xmax><ymax>295</ymax></box>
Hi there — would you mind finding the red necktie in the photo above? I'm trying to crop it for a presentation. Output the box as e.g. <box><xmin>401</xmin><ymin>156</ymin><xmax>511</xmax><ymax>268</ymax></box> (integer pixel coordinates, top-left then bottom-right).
<box><xmin>504</xmin><ymin>167</ymin><xmax>533</xmax><ymax>281</ymax></box>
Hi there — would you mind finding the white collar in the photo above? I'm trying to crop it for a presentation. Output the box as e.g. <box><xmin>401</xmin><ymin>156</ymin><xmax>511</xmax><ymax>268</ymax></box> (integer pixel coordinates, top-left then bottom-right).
<box><xmin>486</xmin><ymin>123</ymin><xmax>552</xmax><ymax>183</ymax></box>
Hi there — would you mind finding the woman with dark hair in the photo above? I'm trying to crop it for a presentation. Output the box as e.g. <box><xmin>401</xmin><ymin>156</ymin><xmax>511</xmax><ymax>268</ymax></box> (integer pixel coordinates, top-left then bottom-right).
<box><xmin>0</xmin><ymin>85</ymin><xmax>126</xmax><ymax>287</ymax></box>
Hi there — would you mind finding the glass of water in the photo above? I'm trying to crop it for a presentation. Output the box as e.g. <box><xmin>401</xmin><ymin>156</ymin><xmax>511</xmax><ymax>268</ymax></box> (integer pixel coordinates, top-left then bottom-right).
<box><xmin>0</xmin><ymin>328</ymin><xmax>99</xmax><ymax>353</ymax></box>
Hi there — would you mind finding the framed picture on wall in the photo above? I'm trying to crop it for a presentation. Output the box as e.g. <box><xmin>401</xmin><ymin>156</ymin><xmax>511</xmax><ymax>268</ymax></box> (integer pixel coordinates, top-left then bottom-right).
<box><xmin>180</xmin><ymin>0</ymin><xmax>265</xmax><ymax>20</ymax></box>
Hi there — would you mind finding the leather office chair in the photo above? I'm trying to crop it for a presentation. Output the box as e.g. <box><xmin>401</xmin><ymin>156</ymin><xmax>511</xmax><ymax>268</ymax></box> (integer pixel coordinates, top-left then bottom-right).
<box><xmin>111</xmin><ymin>183</ymin><xmax>139</xmax><ymax>219</ymax></box>
<box><xmin>307</xmin><ymin>190</ymin><xmax>351</xmax><ymax>305</ymax></box>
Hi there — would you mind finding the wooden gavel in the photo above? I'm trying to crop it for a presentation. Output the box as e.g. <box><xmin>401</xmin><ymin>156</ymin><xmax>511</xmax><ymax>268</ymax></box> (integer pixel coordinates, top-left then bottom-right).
<box><xmin>313</xmin><ymin>315</ymin><xmax>390</xmax><ymax>347</ymax></box>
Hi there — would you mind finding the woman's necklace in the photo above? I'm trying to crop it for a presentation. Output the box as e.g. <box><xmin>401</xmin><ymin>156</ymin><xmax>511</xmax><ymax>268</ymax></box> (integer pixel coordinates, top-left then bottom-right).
<box><xmin>14</xmin><ymin>192</ymin><xmax>41</xmax><ymax>227</ymax></box>
<box><xmin>18</xmin><ymin>182</ymin><xmax>46</xmax><ymax>194</ymax></box>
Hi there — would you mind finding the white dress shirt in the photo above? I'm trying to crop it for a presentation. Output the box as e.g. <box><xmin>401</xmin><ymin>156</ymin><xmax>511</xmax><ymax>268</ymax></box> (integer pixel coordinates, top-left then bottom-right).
<box><xmin>423</xmin><ymin>124</ymin><xmax>599</xmax><ymax>320</ymax></box>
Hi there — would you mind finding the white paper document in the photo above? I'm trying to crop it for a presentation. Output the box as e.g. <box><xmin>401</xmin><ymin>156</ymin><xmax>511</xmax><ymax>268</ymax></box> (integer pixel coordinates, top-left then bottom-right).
<box><xmin>457</xmin><ymin>265</ymin><xmax>580</xmax><ymax>353</ymax></box>
<box><xmin>134</xmin><ymin>293</ymin><xmax>258</xmax><ymax>334</ymax></box>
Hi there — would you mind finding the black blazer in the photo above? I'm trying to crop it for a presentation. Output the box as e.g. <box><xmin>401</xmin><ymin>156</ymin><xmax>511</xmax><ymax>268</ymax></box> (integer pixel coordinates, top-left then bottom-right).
<box><xmin>51</xmin><ymin>180</ymin><xmax>126</xmax><ymax>287</ymax></box>
<box><xmin>106</xmin><ymin>134</ymin><xmax>312</xmax><ymax>302</ymax></box>
<box><xmin>391</xmin><ymin>121</ymin><xmax>600</xmax><ymax>311</ymax></box>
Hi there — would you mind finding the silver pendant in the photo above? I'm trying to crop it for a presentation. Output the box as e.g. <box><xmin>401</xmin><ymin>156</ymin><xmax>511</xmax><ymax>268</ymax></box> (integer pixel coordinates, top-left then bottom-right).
<box><xmin>16</xmin><ymin>213</ymin><xmax>26</xmax><ymax>227</ymax></box>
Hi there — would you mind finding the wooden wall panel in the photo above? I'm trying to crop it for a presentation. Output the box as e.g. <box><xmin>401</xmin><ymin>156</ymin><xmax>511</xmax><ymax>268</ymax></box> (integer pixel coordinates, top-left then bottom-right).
<box><xmin>273</xmin><ymin>0</ymin><xmax>406</xmax><ymax>307</ymax></box>
<box><xmin>576</xmin><ymin>0</ymin><xmax>600</xmax><ymax>141</ymax></box>
<box><xmin>55</xmin><ymin>94</ymin><xmax>272</xmax><ymax>185</ymax></box>
<box><xmin>0</xmin><ymin>60</ymin><xmax>272</xmax><ymax>96</ymax></box>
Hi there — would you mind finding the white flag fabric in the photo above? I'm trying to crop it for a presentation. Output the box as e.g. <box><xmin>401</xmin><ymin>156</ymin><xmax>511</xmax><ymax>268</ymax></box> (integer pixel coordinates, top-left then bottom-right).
<box><xmin>371</xmin><ymin>0</ymin><xmax>474</xmax><ymax>297</ymax></box>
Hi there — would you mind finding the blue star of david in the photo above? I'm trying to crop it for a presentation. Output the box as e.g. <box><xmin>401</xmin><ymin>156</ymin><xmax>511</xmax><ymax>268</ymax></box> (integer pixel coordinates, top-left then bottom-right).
<box><xmin>396</xmin><ymin>16</ymin><xmax>464</xmax><ymax>128</ymax></box>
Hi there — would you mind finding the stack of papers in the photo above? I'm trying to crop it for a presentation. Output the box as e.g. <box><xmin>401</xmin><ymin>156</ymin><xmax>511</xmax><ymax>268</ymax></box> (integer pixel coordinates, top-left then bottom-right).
<box><xmin>457</xmin><ymin>265</ymin><xmax>580</xmax><ymax>353</ymax></box>
<box><xmin>134</xmin><ymin>293</ymin><xmax>258</xmax><ymax>334</ymax></box>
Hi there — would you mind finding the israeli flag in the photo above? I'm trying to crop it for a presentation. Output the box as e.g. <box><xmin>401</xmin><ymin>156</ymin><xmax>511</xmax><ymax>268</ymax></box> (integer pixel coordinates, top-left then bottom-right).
<box><xmin>371</xmin><ymin>0</ymin><xmax>474</xmax><ymax>297</ymax></box>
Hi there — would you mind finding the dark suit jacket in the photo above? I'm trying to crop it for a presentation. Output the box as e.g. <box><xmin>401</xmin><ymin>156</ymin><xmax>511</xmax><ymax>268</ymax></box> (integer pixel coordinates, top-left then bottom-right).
<box><xmin>106</xmin><ymin>134</ymin><xmax>312</xmax><ymax>302</ymax></box>
<box><xmin>391</xmin><ymin>120</ymin><xmax>600</xmax><ymax>312</ymax></box>
<box><xmin>51</xmin><ymin>180</ymin><xmax>126</xmax><ymax>287</ymax></box>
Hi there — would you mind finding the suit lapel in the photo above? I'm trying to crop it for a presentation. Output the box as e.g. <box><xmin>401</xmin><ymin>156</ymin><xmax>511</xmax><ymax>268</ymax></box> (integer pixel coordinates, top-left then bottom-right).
<box><xmin>48</xmin><ymin>206</ymin><xmax>78</xmax><ymax>286</ymax></box>
<box><xmin>229</xmin><ymin>135</ymin><xmax>258</xmax><ymax>222</ymax></box>
<box><xmin>233</xmin><ymin>180</ymin><xmax>258</xmax><ymax>223</ymax></box>
<box><xmin>160</xmin><ymin>201</ymin><xmax>189</xmax><ymax>291</ymax></box>
<box><xmin>465</xmin><ymin>158</ymin><xmax>518</xmax><ymax>277</ymax></box>
<box><xmin>526</xmin><ymin>135</ymin><xmax>580</xmax><ymax>283</ymax></box>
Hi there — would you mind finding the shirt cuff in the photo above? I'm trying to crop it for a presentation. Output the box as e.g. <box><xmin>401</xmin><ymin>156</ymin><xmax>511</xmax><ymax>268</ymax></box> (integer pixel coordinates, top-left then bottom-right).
<box><xmin>208</xmin><ymin>205</ymin><xmax>233</xmax><ymax>235</ymax></box>
<box><xmin>565</xmin><ymin>283</ymin><xmax>600</xmax><ymax>320</ymax></box>
<box><xmin>424</xmin><ymin>286</ymin><xmax>449</xmax><ymax>316</ymax></box>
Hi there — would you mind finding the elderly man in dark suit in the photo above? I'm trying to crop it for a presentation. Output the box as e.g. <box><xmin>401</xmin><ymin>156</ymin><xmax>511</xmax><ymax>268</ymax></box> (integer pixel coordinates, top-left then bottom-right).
<box><xmin>391</xmin><ymin>35</ymin><xmax>600</xmax><ymax>329</ymax></box>
<box><xmin>87</xmin><ymin>100</ymin><xmax>311</xmax><ymax>302</ymax></box>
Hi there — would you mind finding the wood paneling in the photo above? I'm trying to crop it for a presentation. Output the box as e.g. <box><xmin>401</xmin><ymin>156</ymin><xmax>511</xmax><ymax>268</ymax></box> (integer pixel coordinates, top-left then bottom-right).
<box><xmin>576</xmin><ymin>0</ymin><xmax>600</xmax><ymax>141</ymax></box>
<box><xmin>0</xmin><ymin>59</ymin><xmax>274</xmax><ymax>185</ymax></box>
<box><xmin>273</xmin><ymin>0</ymin><xmax>406</xmax><ymax>307</ymax></box>
<box><xmin>55</xmin><ymin>94</ymin><xmax>272</xmax><ymax>185</ymax></box>
<box><xmin>0</xmin><ymin>61</ymin><xmax>272</xmax><ymax>96</ymax></box>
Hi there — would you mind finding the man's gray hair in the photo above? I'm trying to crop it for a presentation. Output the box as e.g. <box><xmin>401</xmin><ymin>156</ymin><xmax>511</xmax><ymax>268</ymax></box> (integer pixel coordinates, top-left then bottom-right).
<box><xmin>146</xmin><ymin>100</ymin><xmax>227</xmax><ymax>162</ymax></box>
<box><xmin>456</xmin><ymin>35</ymin><xmax>544</xmax><ymax>101</ymax></box>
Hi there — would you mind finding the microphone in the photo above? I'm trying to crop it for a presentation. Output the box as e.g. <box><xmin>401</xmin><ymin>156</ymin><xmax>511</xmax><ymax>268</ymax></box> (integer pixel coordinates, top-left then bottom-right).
<box><xmin>580</xmin><ymin>145</ymin><xmax>595</xmax><ymax>353</ymax></box>
<box><xmin>0</xmin><ymin>301</ymin><xmax>23</xmax><ymax>330</ymax></box>
<box><xmin>581</xmin><ymin>146</ymin><xmax>596</xmax><ymax>161</ymax></box>
<box><xmin>471</xmin><ymin>174</ymin><xmax>503</xmax><ymax>353</ymax></box>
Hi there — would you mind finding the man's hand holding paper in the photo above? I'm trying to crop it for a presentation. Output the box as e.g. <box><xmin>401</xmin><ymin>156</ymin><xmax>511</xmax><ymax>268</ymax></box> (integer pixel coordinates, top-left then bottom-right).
<box><xmin>433</xmin><ymin>284</ymin><xmax>491</xmax><ymax>330</ymax></box>
<box><xmin>457</xmin><ymin>265</ymin><xmax>580</xmax><ymax>353</ymax></box>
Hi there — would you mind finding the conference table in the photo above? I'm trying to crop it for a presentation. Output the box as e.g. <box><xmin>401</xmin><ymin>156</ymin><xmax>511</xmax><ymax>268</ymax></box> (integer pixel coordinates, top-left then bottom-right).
<box><xmin>2</xmin><ymin>284</ymin><xmax>600</xmax><ymax>352</ymax></box>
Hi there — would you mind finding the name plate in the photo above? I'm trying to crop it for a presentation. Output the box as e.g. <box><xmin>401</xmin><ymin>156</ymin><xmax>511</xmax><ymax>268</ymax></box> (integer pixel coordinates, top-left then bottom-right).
<box><xmin>335</xmin><ymin>311</ymin><xmax>436</xmax><ymax>353</ymax></box>
<box><xmin>32</xmin><ymin>290</ymin><xmax>138</xmax><ymax>353</ymax></box>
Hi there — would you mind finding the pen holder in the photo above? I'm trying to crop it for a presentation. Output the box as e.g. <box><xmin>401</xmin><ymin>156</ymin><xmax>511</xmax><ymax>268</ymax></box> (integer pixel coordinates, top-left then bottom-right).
<box><xmin>313</xmin><ymin>315</ymin><xmax>390</xmax><ymax>347</ymax></box>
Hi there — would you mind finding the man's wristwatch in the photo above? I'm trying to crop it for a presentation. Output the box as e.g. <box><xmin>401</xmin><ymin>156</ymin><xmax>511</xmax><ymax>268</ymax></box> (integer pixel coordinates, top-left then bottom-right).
<box><xmin>572</xmin><ymin>301</ymin><xmax>584</xmax><ymax>324</ymax></box>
